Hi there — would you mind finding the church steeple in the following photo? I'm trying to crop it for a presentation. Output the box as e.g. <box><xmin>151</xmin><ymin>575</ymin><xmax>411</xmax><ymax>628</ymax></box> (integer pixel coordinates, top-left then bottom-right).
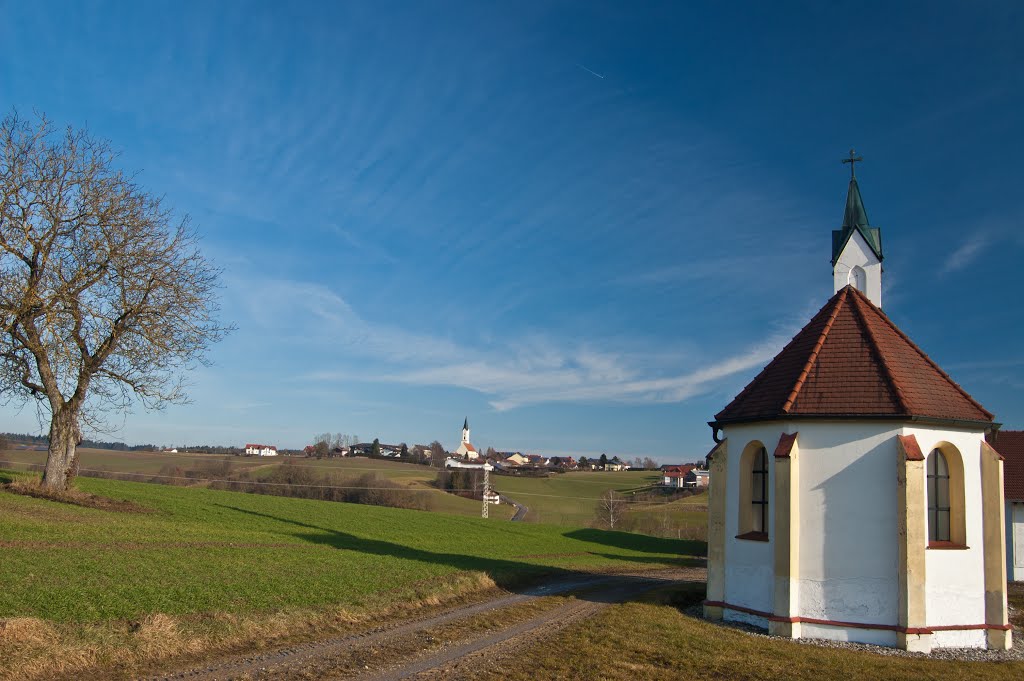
<box><xmin>831</xmin><ymin>150</ymin><xmax>883</xmax><ymax>307</ymax></box>
<box><xmin>462</xmin><ymin>418</ymin><xmax>470</xmax><ymax>445</ymax></box>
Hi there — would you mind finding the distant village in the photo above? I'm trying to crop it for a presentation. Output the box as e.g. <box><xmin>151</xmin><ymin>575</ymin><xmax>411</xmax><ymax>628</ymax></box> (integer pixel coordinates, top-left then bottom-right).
<box><xmin>241</xmin><ymin>418</ymin><xmax>711</xmax><ymax>489</ymax></box>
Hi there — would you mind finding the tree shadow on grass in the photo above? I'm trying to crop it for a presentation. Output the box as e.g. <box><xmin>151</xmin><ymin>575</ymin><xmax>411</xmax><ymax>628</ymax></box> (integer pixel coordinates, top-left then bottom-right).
<box><xmin>564</xmin><ymin>528</ymin><xmax>706</xmax><ymax>557</ymax></box>
<box><xmin>586</xmin><ymin>552</ymin><xmax>706</xmax><ymax>568</ymax></box>
<box><xmin>216</xmin><ymin>504</ymin><xmax>689</xmax><ymax>603</ymax></box>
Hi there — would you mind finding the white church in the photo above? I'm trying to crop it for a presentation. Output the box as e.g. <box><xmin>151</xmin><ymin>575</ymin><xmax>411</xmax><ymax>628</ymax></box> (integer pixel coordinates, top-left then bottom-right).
<box><xmin>703</xmin><ymin>157</ymin><xmax>1012</xmax><ymax>652</ymax></box>
<box><xmin>455</xmin><ymin>417</ymin><xmax>480</xmax><ymax>460</ymax></box>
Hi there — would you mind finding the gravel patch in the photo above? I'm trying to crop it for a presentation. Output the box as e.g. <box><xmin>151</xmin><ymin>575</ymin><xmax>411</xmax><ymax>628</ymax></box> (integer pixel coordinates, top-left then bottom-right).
<box><xmin>686</xmin><ymin>604</ymin><xmax>1024</xmax><ymax>661</ymax></box>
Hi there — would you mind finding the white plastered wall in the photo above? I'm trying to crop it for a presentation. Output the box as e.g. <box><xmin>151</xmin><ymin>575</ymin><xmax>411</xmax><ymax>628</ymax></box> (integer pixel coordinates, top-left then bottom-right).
<box><xmin>723</xmin><ymin>421</ymin><xmax>901</xmax><ymax>630</ymax></box>
<box><xmin>794</xmin><ymin>421</ymin><xmax>900</xmax><ymax>629</ymax></box>
<box><xmin>720</xmin><ymin>424</ymin><xmax>774</xmax><ymax>620</ymax></box>
<box><xmin>833</xmin><ymin>230</ymin><xmax>882</xmax><ymax>307</ymax></box>
<box><xmin>720</xmin><ymin>419</ymin><xmax>991</xmax><ymax>648</ymax></box>
<box><xmin>903</xmin><ymin>425</ymin><xmax>987</xmax><ymax>648</ymax></box>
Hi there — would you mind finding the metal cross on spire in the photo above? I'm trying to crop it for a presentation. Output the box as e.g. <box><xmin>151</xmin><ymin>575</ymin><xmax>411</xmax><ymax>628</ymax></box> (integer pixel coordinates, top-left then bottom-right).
<box><xmin>842</xmin><ymin>148</ymin><xmax>863</xmax><ymax>179</ymax></box>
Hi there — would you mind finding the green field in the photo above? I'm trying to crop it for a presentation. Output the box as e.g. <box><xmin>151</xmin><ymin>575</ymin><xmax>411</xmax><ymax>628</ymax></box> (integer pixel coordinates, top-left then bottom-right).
<box><xmin>0</xmin><ymin>471</ymin><xmax>702</xmax><ymax>623</ymax></box>
<box><xmin>0</xmin><ymin>448</ymin><xmax>709</xmax><ymax>533</ymax></box>
<box><xmin>490</xmin><ymin>469</ymin><xmax>707</xmax><ymax>539</ymax></box>
<box><xmin>492</xmin><ymin>469</ymin><xmax>661</xmax><ymax>525</ymax></box>
<box><xmin>0</xmin><ymin>448</ymin><xmax>513</xmax><ymax>519</ymax></box>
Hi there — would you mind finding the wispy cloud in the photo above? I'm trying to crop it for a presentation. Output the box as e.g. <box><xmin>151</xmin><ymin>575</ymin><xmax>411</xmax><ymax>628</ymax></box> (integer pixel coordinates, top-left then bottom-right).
<box><xmin>941</xmin><ymin>234</ymin><xmax>990</xmax><ymax>274</ymax></box>
<box><xmin>256</xmin><ymin>273</ymin><xmax>790</xmax><ymax>411</ymax></box>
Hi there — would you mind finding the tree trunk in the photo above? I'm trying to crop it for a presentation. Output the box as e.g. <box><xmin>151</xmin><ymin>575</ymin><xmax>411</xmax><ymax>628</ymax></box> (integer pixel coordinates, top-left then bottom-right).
<box><xmin>41</xmin><ymin>408</ymin><xmax>82</xmax><ymax>491</ymax></box>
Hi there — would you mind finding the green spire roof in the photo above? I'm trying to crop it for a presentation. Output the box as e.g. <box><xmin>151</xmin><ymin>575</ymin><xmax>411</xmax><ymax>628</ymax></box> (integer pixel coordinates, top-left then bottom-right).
<box><xmin>832</xmin><ymin>177</ymin><xmax>883</xmax><ymax>265</ymax></box>
<box><xmin>463</xmin><ymin>417</ymin><xmax>469</xmax><ymax>430</ymax></box>
<box><xmin>842</xmin><ymin>177</ymin><xmax>870</xmax><ymax>229</ymax></box>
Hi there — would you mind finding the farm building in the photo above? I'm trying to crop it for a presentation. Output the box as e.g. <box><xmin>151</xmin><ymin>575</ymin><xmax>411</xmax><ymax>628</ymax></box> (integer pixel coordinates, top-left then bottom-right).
<box><xmin>244</xmin><ymin>443</ymin><xmax>278</xmax><ymax>456</ymax></box>
<box><xmin>664</xmin><ymin>465</ymin><xmax>710</xmax><ymax>488</ymax></box>
<box><xmin>663</xmin><ymin>465</ymin><xmax>694</xmax><ymax>487</ymax></box>
<box><xmin>703</xmin><ymin>168</ymin><xmax>1011</xmax><ymax>652</ymax></box>
<box><xmin>990</xmin><ymin>430</ymin><xmax>1024</xmax><ymax>582</ymax></box>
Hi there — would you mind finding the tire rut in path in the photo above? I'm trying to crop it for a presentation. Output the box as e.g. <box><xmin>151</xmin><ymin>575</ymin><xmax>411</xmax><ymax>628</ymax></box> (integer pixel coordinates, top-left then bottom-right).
<box><xmin>357</xmin><ymin>577</ymin><xmax>664</xmax><ymax>681</ymax></box>
<box><xmin>148</xmin><ymin>569</ymin><xmax>702</xmax><ymax>681</ymax></box>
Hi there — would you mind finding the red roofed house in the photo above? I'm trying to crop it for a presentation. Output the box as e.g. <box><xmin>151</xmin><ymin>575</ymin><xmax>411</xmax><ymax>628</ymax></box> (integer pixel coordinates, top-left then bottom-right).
<box><xmin>703</xmin><ymin>165</ymin><xmax>1011</xmax><ymax>653</ymax></box>
<box><xmin>664</xmin><ymin>465</ymin><xmax>695</xmax><ymax>487</ymax></box>
<box><xmin>990</xmin><ymin>430</ymin><xmax>1024</xmax><ymax>582</ymax></box>
<box><xmin>245</xmin><ymin>443</ymin><xmax>278</xmax><ymax>457</ymax></box>
<box><xmin>455</xmin><ymin>418</ymin><xmax>479</xmax><ymax>460</ymax></box>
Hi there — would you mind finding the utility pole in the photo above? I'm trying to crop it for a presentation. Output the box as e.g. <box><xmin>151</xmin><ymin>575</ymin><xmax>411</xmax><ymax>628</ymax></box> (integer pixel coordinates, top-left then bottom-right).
<box><xmin>481</xmin><ymin>466</ymin><xmax>490</xmax><ymax>519</ymax></box>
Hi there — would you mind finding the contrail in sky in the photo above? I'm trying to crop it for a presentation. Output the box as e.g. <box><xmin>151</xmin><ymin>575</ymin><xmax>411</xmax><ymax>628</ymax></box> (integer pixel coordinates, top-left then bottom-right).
<box><xmin>576</xmin><ymin>63</ymin><xmax>606</xmax><ymax>79</ymax></box>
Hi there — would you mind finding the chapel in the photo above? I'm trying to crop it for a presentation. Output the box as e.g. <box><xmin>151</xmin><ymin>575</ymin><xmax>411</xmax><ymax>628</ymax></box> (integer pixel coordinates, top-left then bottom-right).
<box><xmin>702</xmin><ymin>155</ymin><xmax>1012</xmax><ymax>652</ymax></box>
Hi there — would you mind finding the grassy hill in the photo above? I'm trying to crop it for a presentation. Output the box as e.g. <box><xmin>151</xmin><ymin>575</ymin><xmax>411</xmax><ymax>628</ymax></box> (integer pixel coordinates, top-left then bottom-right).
<box><xmin>0</xmin><ymin>469</ymin><xmax>703</xmax><ymax>678</ymax></box>
<box><xmin>0</xmin><ymin>447</ymin><xmax>510</xmax><ymax>519</ymax></box>
<box><xmin>489</xmin><ymin>469</ymin><xmax>660</xmax><ymax>525</ymax></box>
<box><xmin>0</xmin><ymin>448</ymin><xmax>707</xmax><ymax>534</ymax></box>
<box><xmin>0</xmin><ymin>470</ymin><xmax>701</xmax><ymax>624</ymax></box>
<box><xmin>490</xmin><ymin>469</ymin><xmax>707</xmax><ymax>538</ymax></box>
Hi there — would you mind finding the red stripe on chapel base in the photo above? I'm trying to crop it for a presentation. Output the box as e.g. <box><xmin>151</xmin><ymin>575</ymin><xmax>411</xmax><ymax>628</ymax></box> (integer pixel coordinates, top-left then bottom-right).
<box><xmin>702</xmin><ymin>601</ymin><xmax>1011</xmax><ymax>634</ymax></box>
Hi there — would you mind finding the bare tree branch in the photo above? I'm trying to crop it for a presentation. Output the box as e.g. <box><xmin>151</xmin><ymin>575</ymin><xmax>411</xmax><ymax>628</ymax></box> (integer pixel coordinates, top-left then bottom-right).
<box><xmin>0</xmin><ymin>110</ymin><xmax>234</xmax><ymax>490</ymax></box>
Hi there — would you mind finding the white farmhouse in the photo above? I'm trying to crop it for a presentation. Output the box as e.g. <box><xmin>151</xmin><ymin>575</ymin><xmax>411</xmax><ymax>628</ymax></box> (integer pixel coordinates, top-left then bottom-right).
<box><xmin>444</xmin><ymin>457</ymin><xmax>493</xmax><ymax>471</ymax></box>
<box><xmin>245</xmin><ymin>443</ymin><xmax>278</xmax><ymax>456</ymax></box>
<box><xmin>992</xmin><ymin>430</ymin><xmax>1024</xmax><ymax>582</ymax></box>
<box><xmin>703</xmin><ymin>166</ymin><xmax>1011</xmax><ymax>653</ymax></box>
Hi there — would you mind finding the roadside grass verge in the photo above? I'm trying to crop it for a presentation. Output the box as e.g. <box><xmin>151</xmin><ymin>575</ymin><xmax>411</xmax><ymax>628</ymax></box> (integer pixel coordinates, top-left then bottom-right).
<box><xmin>477</xmin><ymin>582</ymin><xmax>1024</xmax><ymax>681</ymax></box>
<box><xmin>0</xmin><ymin>470</ymin><xmax>702</xmax><ymax>679</ymax></box>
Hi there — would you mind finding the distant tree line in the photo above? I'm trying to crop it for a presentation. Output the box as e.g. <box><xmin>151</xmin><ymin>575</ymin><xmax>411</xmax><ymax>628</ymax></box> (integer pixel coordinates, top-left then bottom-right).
<box><xmin>0</xmin><ymin>432</ymin><xmax>159</xmax><ymax>452</ymax></box>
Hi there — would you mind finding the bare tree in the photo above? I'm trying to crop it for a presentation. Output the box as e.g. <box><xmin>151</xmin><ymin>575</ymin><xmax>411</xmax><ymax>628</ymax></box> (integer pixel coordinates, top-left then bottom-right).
<box><xmin>595</xmin><ymin>489</ymin><xmax>626</xmax><ymax>530</ymax></box>
<box><xmin>0</xmin><ymin>111</ymin><xmax>232</xmax><ymax>491</ymax></box>
<box><xmin>429</xmin><ymin>440</ymin><xmax>446</xmax><ymax>468</ymax></box>
<box><xmin>312</xmin><ymin>433</ymin><xmax>331</xmax><ymax>459</ymax></box>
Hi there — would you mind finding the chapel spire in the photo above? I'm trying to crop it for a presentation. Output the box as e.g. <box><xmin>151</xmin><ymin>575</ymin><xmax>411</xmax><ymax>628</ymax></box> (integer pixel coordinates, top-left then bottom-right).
<box><xmin>831</xmin><ymin>150</ymin><xmax>883</xmax><ymax>307</ymax></box>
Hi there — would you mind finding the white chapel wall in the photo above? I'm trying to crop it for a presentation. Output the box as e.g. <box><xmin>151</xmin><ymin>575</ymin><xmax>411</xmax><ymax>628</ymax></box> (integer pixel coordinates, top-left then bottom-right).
<box><xmin>721</xmin><ymin>423</ymin><xmax>774</xmax><ymax>621</ymax></box>
<box><xmin>901</xmin><ymin>425</ymin><xmax>987</xmax><ymax>642</ymax></box>
<box><xmin>794</xmin><ymin>421</ymin><xmax>899</xmax><ymax>626</ymax></box>
<box><xmin>719</xmin><ymin>419</ymin><xmax>992</xmax><ymax>646</ymax></box>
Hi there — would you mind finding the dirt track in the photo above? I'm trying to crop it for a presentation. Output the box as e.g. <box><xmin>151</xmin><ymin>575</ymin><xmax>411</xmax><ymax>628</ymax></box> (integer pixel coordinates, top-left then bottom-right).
<box><xmin>148</xmin><ymin>567</ymin><xmax>705</xmax><ymax>681</ymax></box>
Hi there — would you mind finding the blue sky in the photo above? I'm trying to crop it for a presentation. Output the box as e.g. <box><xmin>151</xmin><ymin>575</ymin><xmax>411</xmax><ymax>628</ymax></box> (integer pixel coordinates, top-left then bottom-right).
<box><xmin>1</xmin><ymin>2</ymin><xmax>1022</xmax><ymax>459</ymax></box>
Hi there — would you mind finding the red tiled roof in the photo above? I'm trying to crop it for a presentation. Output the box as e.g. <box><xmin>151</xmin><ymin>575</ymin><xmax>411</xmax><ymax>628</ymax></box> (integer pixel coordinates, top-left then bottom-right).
<box><xmin>990</xmin><ymin>430</ymin><xmax>1024</xmax><ymax>501</ymax></box>
<box><xmin>665</xmin><ymin>465</ymin><xmax>696</xmax><ymax>478</ymax></box>
<box><xmin>714</xmin><ymin>286</ymin><xmax>993</xmax><ymax>426</ymax></box>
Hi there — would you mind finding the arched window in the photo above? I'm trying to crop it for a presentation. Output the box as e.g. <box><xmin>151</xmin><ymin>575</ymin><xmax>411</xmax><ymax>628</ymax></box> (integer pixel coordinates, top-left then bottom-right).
<box><xmin>926</xmin><ymin>445</ymin><xmax>966</xmax><ymax>548</ymax></box>
<box><xmin>926</xmin><ymin>448</ymin><xmax>950</xmax><ymax>542</ymax></box>
<box><xmin>738</xmin><ymin>443</ymin><xmax>769</xmax><ymax>540</ymax></box>
<box><xmin>849</xmin><ymin>265</ymin><xmax>866</xmax><ymax>291</ymax></box>
<box><xmin>751</xmin><ymin>447</ymin><xmax>768</xmax><ymax>533</ymax></box>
